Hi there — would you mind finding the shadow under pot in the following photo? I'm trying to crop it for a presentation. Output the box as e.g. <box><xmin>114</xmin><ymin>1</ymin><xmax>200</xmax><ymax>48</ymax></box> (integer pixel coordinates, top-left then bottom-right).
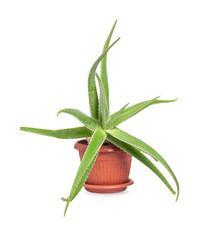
<box><xmin>74</xmin><ymin>140</ymin><xmax>134</xmax><ymax>193</ymax></box>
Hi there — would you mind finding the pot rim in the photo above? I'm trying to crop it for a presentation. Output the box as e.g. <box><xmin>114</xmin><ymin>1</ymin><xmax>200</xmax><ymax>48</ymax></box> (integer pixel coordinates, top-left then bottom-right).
<box><xmin>74</xmin><ymin>139</ymin><xmax>124</xmax><ymax>153</ymax></box>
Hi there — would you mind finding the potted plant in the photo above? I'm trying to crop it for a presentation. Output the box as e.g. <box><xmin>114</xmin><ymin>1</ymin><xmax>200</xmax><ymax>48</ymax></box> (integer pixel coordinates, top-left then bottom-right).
<box><xmin>21</xmin><ymin>20</ymin><xmax>179</xmax><ymax>216</ymax></box>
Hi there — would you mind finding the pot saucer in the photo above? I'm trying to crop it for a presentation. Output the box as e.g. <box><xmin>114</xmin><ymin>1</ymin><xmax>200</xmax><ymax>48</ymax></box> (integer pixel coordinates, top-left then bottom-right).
<box><xmin>84</xmin><ymin>178</ymin><xmax>134</xmax><ymax>193</ymax></box>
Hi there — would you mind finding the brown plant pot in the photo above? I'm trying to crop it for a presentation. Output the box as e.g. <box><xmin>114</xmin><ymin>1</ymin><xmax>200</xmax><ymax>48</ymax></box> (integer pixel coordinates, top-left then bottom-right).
<box><xmin>74</xmin><ymin>140</ymin><xmax>134</xmax><ymax>193</ymax></box>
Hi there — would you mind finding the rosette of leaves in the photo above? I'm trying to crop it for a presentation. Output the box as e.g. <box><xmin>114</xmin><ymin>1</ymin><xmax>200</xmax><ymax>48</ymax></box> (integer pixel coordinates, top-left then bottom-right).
<box><xmin>21</xmin><ymin>20</ymin><xmax>179</xmax><ymax>216</ymax></box>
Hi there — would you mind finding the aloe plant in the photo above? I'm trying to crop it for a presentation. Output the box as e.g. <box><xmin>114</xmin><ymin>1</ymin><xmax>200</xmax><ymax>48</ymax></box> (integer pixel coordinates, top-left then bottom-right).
<box><xmin>21</xmin><ymin>20</ymin><xmax>179</xmax><ymax>216</ymax></box>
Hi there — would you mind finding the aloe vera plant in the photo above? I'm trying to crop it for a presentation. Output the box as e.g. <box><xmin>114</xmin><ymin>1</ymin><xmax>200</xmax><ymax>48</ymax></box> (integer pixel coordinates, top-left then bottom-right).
<box><xmin>21</xmin><ymin>20</ymin><xmax>179</xmax><ymax>216</ymax></box>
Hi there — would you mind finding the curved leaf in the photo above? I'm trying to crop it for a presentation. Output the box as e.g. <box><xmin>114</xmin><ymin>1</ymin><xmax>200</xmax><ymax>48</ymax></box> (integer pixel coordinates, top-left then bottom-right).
<box><xmin>107</xmin><ymin>134</ymin><xmax>176</xmax><ymax>195</ymax></box>
<box><xmin>106</xmin><ymin>128</ymin><xmax>179</xmax><ymax>200</ymax></box>
<box><xmin>63</xmin><ymin>126</ymin><xmax>106</xmax><ymax>216</ymax></box>
<box><xmin>108</xmin><ymin>96</ymin><xmax>159</xmax><ymax>128</ymax></box>
<box><xmin>88</xmin><ymin>37</ymin><xmax>120</xmax><ymax>119</ymax></box>
<box><xmin>57</xmin><ymin>108</ymin><xmax>98</xmax><ymax>131</ymax></box>
<box><xmin>96</xmin><ymin>73</ymin><xmax>108</xmax><ymax>128</ymax></box>
<box><xmin>101</xmin><ymin>20</ymin><xmax>117</xmax><ymax>111</ymax></box>
<box><xmin>20</xmin><ymin>126</ymin><xmax>92</xmax><ymax>139</ymax></box>
<box><xmin>109</xmin><ymin>97</ymin><xmax>177</xmax><ymax>128</ymax></box>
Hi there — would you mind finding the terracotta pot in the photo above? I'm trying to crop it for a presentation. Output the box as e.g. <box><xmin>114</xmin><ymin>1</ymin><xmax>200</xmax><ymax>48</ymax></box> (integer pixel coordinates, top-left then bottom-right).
<box><xmin>74</xmin><ymin>140</ymin><xmax>134</xmax><ymax>193</ymax></box>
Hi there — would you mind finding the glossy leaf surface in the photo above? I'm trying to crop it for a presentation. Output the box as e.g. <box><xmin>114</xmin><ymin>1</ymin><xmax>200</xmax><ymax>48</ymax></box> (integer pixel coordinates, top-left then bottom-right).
<box><xmin>63</xmin><ymin>126</ymin><xmax>106</xmax><ymax>216</ymax></box>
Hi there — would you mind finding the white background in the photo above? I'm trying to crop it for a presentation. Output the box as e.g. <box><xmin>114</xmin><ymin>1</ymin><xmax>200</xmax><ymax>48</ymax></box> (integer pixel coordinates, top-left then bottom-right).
<box><xmin>1</xmin><ymin>0</ymin><xmax>209</xmax><ymax>239</ymax></box>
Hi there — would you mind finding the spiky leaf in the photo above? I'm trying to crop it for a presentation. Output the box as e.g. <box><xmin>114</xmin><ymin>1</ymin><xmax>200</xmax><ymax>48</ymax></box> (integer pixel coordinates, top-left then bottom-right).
<box><xmin>57</xmin><ymin>108</ymin><xmax>98</xmax><ymax>131</ymax></box>
<box><xmin>107</xmin><ymin>134</ymin><xmax>176</xmax><ymax>195</ymax></box>
<box><xmin>100</xmin><ymin>20</ymin><xmax>117</xmax><ymax>111</ymax></box>
<box><xmin>20</xmin><ymin>126</ymin><xmax>92</xmax><ymax>139</ymax></box>
<box><xmin>96</xmin><ymin>73</ymin><xmax>109</xmax><ymax>128</ymax></box>
<box><xmin>106</xmin><ymin>128</ymin><xmax>179</xmax><ymax>200</ymax></box>
<box><xmin>88</xmin><ymin>37</ymin><xmax>120</xmax><ymax>119</ymax></box>
<box><xmin>108</xmin><ymin>97</ymin><xmax>177</xmax><ymax>128</ymax></box>
<box><xmin>63</xmin><ymin>126</ymin><xmax>106</xmax><ymax>216</ymax></box>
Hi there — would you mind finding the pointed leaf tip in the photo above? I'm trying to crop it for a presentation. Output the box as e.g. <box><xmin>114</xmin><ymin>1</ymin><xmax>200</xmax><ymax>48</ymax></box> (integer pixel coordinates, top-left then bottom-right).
<box><xmin>176</xmin><ymin>189</ymin><xmax>179</xmax><ymax>201</ymax></box>
<box><xmin>63</xmin><ymin>127</ymin><xmax>106</xmax><ymax>216</ymax></box>
<box><xmin>116</xmin><ymin>37</ymin><xmax>121</xmax><ymax>42</ymax></box>
<box><xmin>64</xmin><ymin>202</ymin><xmax>70</xmax><ymax>217</ymax></box>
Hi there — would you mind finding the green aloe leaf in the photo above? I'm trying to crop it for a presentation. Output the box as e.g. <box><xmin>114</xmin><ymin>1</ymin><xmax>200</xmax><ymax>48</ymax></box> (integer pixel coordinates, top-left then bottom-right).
<box><xmin>108</xmin><ymin>97</ymin><xmax>177</xmax><ymax>128</ymax></box>
<box><xmin>88</xmin><ymin>37</ymin><xmax>120</xmax><ymax>120</ymax></box>
<box><xmin>107</xmin><ymin>134</ymin><xmax>176</xmax><ymax>195</ymax></box>
<box><xmin>63</xmin><ymin>126</ymin><xmax>107</xmax><ymax>216</ymax></box>
<box><xmin>106</xmin><ymin>103</ymin><xmax>129</xmax><ymax>129</ymax></box>
<box><xmin>106</xmin><ymin>128</ymin><xmax>179</xmax><ymax>200</ymax></box>
<box><xmin>108</xmin><ymin>96</ymin><xmax>159</xmax><ymax>128</ymax></box>
<box><xmin>20</xmin><ymin>126</ymin><xmax>92</xmax><ymax>139</ymax></box>
<box><xmin>57</xmin><ymin>108</ymin><xmax>98</xmax><ymax>131</ymax></box>
<box><xmin>100</xmin><ymin>20</ymin><xmax>117</xmax><ymax>111</ymax></box>
<box><xmin>154</xmin><ymin>98</ymin><xmax>178</xmax><ymax>105</ymax></box>
<box><xmin>96</xmin><ymin>73</ymin><xmax>109</xmax><ymax>128</ymax></box>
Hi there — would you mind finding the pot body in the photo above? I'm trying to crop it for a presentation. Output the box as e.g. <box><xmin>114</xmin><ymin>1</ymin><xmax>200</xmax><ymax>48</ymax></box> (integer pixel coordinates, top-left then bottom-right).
<box><xmin>74</xmin><ymin>140</ymin><xmax>132</xmax><ymax>188</ymax></box>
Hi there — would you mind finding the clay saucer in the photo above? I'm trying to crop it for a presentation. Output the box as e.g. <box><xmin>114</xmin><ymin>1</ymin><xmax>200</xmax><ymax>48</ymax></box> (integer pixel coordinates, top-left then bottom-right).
<box><xmin>84</xmin><ymin>178</ymin><xmax>134</xmax><ymax>193</ymax></box>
